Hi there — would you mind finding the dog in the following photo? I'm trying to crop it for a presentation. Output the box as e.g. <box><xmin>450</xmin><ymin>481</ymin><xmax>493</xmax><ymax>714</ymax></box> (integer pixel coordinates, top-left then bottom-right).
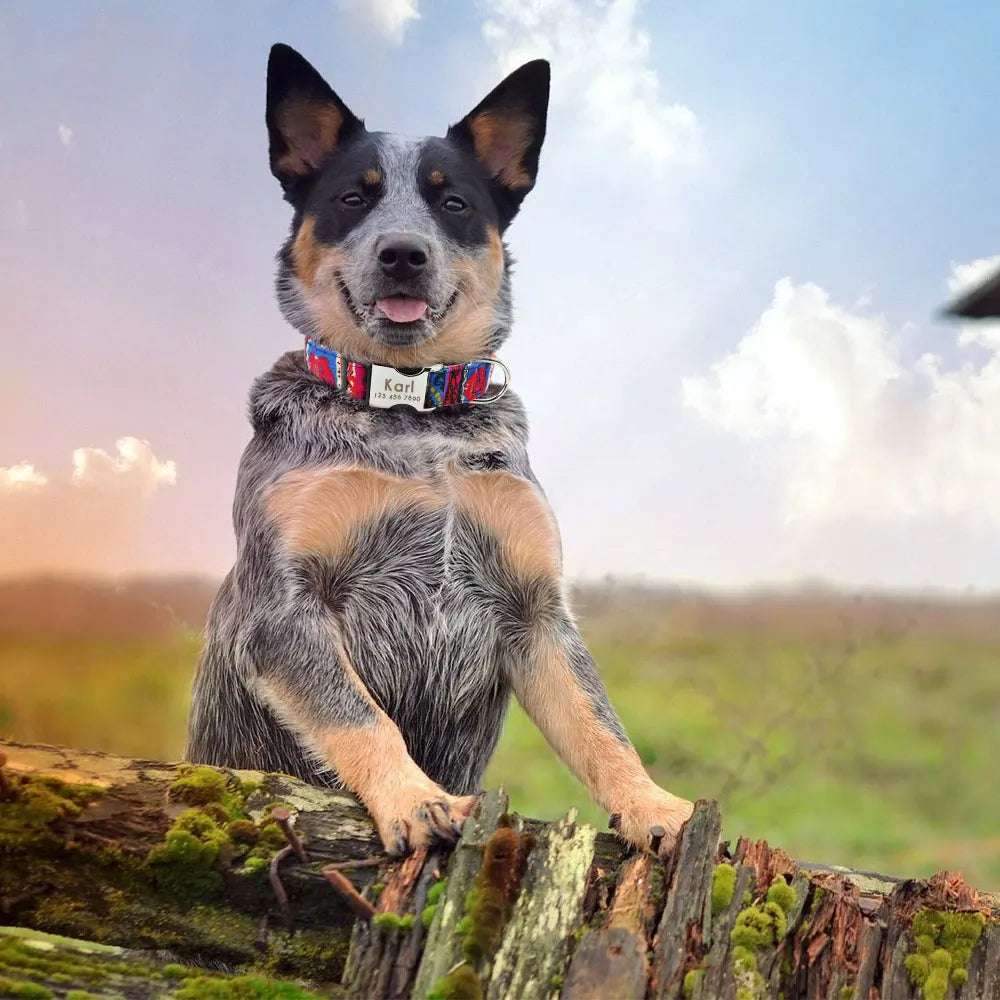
<box><xmin>185</xmin><ymin>43</ymin><xmax>695</xmax><ymax>858</ymax></box>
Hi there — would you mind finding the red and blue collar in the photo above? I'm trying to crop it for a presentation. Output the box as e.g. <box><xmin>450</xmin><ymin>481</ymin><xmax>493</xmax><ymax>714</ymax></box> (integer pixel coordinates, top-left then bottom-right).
<box><xmin>304</xmin><ymin>338</ymin><xmax>509</xmax><ymax>412</ymax></box>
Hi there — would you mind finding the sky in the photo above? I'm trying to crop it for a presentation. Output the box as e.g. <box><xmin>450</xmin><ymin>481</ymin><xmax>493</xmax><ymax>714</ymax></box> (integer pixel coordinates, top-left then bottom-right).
<box><xmin>1</xmin><ymin>0</ymin><xmax>999</xmax><ymax>590</ymax></box>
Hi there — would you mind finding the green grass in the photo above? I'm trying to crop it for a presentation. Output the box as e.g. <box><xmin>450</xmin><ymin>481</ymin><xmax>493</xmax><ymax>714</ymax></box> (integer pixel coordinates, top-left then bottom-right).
<box><xmin>3</xmin><ymin>610</ymin><xmax>999</xmax><ymax>890</ymax></box>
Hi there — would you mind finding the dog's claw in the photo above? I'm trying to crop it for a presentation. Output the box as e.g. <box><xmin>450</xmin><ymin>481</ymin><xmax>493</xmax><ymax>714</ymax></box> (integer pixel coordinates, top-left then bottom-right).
<box><xmin>374</xmin><ymin>789</ymin><xmax>477</xmax><ymax>854</ymax></box>
<box><xmin>649</xmin><ymin>824</ymin><xmax>666</xmax><ymax>854</ymax></box>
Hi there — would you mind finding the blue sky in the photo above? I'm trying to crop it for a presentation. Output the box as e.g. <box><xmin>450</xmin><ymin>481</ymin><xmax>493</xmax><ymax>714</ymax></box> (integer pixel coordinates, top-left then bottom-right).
<box><xmin>1</xmin><ymin>1</ymin><xmax>998</xmax><ymax>588</ymax></box>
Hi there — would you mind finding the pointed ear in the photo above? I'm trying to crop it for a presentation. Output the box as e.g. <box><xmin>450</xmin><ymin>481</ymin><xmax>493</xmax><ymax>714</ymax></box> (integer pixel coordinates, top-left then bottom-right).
<box><xmin>447</xmin><ymin>60</ymin><xmax>550</xmax><ymax>217</ymax></box>
<box><xmin>266</xmin><ymin>44</ymin><xmax>364</xmax><ymax>194</ymax></box>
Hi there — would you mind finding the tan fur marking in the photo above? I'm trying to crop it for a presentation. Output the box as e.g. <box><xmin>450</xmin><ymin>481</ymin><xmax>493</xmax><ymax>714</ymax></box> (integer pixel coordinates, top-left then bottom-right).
<box><xmin>452</xmin><ymin>469</ymin><xmax>560</xmax><ymax>579</ymax></box>
<box><xmin>468</xmin><ymin>111</ymin><xmax>534</xmax><ymax>189</ymax></box>
<box><xmin>512</xmin><ymin>642</ymin><xmax>695</xmax><ymax>853</ymax></box>
<box><xmin>513</xmin><ymin>641</ymin><xmax>650</xmax><ymax>812</ymax></box>
<box><xmin>267</xmin><ymin>466</ymin><xmax>444</xmax><ymax>560</ymax></box>
<box><xmin>426</xmin><ymin>226</ymin><xmax>505</xmax><ymax>363</ymax></box>
<box><xmin>291</xmin><ymin>216</ymin><xmax>341</xmax><ymax>286</ymax></box>
<box><xmin>304</xmin><ymin>226</ymin><xmax>503</xmax><ymax>367</ymax></box>
<box><xmin>362</xmin><ymin>167</ymin><xmax>382</xmax><ymax>186</ymax></box>
<box><xmin>276</xmin><ymin>100</ymin><xmax>344</xmax><ymax>178</ymax></box>
<box><xmin>259</xmin><ymin>671</ymin><xmax>476</xmax><ymax>850</ymax></box>
<box><xmin>428</xmin><ymin>169</ymin><xmax>446</xmax><ymax>186</ymax></box>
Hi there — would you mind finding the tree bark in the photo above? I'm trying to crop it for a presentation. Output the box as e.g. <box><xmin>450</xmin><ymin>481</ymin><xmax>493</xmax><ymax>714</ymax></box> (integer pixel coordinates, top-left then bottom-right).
<box><xmin>1</xmin><ymin>738</ymin><xmax>997</xmax><ymax>1000</ymax></box>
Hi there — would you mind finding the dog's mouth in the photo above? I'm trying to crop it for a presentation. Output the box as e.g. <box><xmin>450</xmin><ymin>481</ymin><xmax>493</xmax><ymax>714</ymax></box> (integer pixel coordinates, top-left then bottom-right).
<box><xmin>335</xmin><ymin>274</ymin><xmax>458</xmax><ymax>334</ymax></box>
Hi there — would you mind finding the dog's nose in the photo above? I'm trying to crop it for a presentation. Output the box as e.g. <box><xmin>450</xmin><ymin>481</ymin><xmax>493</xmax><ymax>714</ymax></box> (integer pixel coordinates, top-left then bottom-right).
<box><xmin>376</xmin><ymin>233</ymin><xmax>430</xmax><ymax>281</ymax></box>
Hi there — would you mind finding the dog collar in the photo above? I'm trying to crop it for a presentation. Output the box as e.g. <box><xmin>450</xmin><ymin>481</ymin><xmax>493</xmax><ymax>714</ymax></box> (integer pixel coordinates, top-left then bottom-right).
<box><xmin>304</xmin><ymin>338</ymin><xmax>510</xmax><ymax>412</ymax></box>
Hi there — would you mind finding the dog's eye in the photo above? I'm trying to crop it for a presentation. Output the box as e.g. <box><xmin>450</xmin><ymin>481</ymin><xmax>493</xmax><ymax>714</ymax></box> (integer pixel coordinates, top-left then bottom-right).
<box><xmin>443</xmin><ymin>196</ymin><xmax>467</xmax><ymax>213</ymax></box>
<box><xmin>341</xmin><ymin>192</ymin><xmax>366</xmax><ymax>208</ymax></box>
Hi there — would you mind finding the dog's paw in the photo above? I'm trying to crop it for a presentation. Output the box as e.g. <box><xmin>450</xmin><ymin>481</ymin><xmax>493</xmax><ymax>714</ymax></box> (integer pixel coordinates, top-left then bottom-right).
<box><xmin>609</xmin><ymin>786</ymin><xmax>695</xmax><ymax>858</ymax></box>
<box><xmin>372</xmin><ymin>784</ymin><xmax>479</xmax><ymax>857</ymax></box>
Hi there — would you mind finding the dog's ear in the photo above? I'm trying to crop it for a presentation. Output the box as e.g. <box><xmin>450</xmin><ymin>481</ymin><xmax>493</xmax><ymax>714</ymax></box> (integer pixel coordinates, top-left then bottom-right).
<box><xmin>266</xmin><ymin>44</ymin><xmax>364</xmax><ymax>195</ymax></box>
<box><xmin>447</xmin><ymin>60</ymin><xmax>550</xmax><ymax>223</ymax></box>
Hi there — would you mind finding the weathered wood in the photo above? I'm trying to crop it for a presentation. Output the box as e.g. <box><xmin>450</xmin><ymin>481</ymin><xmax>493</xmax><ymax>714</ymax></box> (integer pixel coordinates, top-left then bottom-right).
<box><xmin>649</xmin><ymin>799</ymin><xmax>722</xmax><ymax>998</ymax></box>
<box><xmin>486</xmin><ymin>810</ymin><xmax>596</xmax><ymax>1000</ymax></box>
<box><xmin>4</xmin><ymin>738</ymin><xmax>1000</xmax><ymax>1000</ymax></box>
<box><xmin>0</xmin><ymin>739</ymin><xmax>382</xmax><ymax>983</ymax></box>
<box><xmin>562</xmin><ymin>855</ymin><xmax>658</xmax><ymax>1000</ymax></box>
<box><xmin>410</xmin><ymin>789</ymin><xmax>510</xmax><ymax>998</ymax></box>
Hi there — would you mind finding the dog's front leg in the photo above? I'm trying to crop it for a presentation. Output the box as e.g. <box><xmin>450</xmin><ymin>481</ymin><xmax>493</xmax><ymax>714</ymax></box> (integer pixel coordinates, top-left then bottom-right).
<box><xmin>510</xmin><ymin>607</ymin><xmax>695</xmax><ymax>857</ymax></box>
<box><xmin>253</xmin><ymin>603</ymin><xmax>477</xmax><ymax>855</ymax></box>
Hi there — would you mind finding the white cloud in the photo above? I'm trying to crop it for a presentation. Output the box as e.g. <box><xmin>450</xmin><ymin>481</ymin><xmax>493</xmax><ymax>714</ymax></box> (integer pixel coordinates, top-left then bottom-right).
<box><xmin>947</xmin><ymin>254</ymin><xmax>1000</xmax><ymax>298</ymax></box>
<box><xmin>0</xmin><ymin>438</ymin><xmax>177</xmax><ymax>576</ymax></box>
<box><xmin>481</xmin><ymin>0</ymin><xmax>699</xmax><ymax>168</ymax></box>
<box><xmin>72</xmin><ymin>436</ymin><xmax>177</xmax><ymax>495</ymax></box>
<box><xmin>682</xmin><ymin>268</ymin><xmax>1000</xmax><ymax>523</ymax></box>
<box><xmin>0</xmin><ymin>462</ymin><xmax>48</xmax><ymax>492</ymax></box>
<box><xmin>57</xmin><ymin>123</ymin><xmax>73</xmax><ymax>148</ymax></box>
<box><xmin>339</xmin><ymin>0</ymin><xmax>419</xmax><ymax>43</ymax></box>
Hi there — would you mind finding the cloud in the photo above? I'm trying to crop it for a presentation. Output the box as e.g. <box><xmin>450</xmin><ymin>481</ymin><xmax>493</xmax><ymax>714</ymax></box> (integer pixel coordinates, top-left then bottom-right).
<box><xmin>0</xmin><ymin>463</ymin><xmax>48</xmax><ymax>492</ymax></box>
<box><xmin>57</xmin><ymin>123</ymin><xmax>74</xmax><ymax>148</ymax></box>
<box><xmin>682</xmin><ymin>267</ymin><xmax>1000</xmax><ymax>523</ymax></box>
<box><xmin>481</xmin><ymin>0</ymin><xmax>699</xmax><ymax>168</ymax></box>
<box><xmin>72</xmin><ymin>436</ymin><xmax>177</xmax><ymax>495</ymax></box>
<box><xmin>338</xmin><ymin>0</ymin><xmax>419</xmax><ymax>43</ymax></box>
<box><xmin>0</xmin><ymin>438</ymin><xmax>177</xmax><ymax>576</ymax></box>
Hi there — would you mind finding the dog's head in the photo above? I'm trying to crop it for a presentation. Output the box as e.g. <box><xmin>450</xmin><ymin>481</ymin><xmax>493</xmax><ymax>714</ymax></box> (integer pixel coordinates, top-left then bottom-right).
<box><xmin>267</xmin><ymin>44</ymin><xmax>549</xmax><ymax>367</ymax></box>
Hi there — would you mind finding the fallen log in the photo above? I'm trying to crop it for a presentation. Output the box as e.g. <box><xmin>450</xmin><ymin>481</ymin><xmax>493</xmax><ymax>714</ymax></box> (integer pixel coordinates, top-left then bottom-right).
<box><xmin>1</xmin><ymin>739</ymin><xmax>997</xmax><ymax>999</ymax></box>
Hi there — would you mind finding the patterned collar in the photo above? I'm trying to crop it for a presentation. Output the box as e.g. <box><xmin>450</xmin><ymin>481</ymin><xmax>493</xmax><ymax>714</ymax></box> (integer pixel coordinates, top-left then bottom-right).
<box><xmin>304</xmin><ymin>338</ymin><xmax>508</xmax><ymax>412</ymax></box>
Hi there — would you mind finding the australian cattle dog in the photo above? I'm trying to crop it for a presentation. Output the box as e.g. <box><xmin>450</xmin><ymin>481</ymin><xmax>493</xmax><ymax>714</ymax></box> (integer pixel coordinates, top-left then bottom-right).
<box><xmin>186</xmin><ymin>44</ymin><xmax>695</xmax><ymax>857</ymax></box>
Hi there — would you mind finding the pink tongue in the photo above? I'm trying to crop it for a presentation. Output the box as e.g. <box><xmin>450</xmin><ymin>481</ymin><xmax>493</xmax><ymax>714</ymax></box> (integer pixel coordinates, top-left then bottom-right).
<box><xmin>376</xmin><ymin>296</ymin><xmax>428</xmax><ymax>323</ymax></box>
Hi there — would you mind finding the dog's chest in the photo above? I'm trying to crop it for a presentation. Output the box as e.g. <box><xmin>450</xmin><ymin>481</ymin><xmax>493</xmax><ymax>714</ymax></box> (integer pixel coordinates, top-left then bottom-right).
<box><xmin>266</xmin><ymin>442</ymin><xmax>559</xmax><ymax>615</ymax></box>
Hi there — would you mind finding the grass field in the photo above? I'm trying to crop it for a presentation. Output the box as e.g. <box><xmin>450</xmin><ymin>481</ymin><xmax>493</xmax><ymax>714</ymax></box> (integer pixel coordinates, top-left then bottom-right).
<box><xmin>2</xmin><ymin>587</ymin><xmax>998</xmax><ymax>890</ymax></box>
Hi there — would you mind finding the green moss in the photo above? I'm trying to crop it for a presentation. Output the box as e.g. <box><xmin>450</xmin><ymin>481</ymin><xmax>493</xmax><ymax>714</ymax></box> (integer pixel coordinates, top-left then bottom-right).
<box><xmin>371</xmin><ymin>913</ymin><xmax>414</xmax><ymax>933</ymax></box>
<box><xmin>226</xmin><ymin>820</ymin><xmax>259</xmax><ymax>845</ymax></box>
<box><xmin>0</xmin><ymin>938</ymin><xmax>107</xmax><ymax>984</ymax></box>
<box><xmin>427</xmin><ymin>878</ymin><xmax>448</xmax><ymax>906</ymax></box>
<box><xmin>421</xmin><ymin>904</ymin><xmax>438</xmax><ymax>930</ymax></box>
<box><xmin>66</xmin><ymin>992</ymin><xmax>97</xmax><ymax>1000</ymax></box>
<box><xmin>163</xmin><ymin>962</ymin><xmax>189</xmax><ymax>979</ymax></box>
<box><xmin>0</xmin><ymin>774</ymin><xmax>103</xmax><ymax>849</ymax></box>
<box><xmin>683</xmin><ymin>967</ymin><xmax>705</xmax><ymax>997</ymax></box>
<box><xmin>711</xmin><ymin>863</ymin><xmax>736</xmax><ymax>915</ymax></box>
<box><xmin>427</xmin><ymin>963</ymin><xmax>482</xmax><ymax>1000</ymax></box>
<box><xmin>839</xmin><ymin>988</ymin><xmax>856</xmax><ymax>1000</ymax></box>
<box><xmin>765</xmin><ymin>878</ymin><xmax>796</xmax><ymax>914</ymax></box>
<box><xmin>0</xmin><ymin>980</ymin><xmax>53</xmax><ymax>999</ymax></box>
<box><xmin>245</xmin><ymin>821</ymin><xmax>287</xmax><ymax>866</ymax></box>
<box><xmin>743</xmin><ymin>890</ymin><xmax>752</xmax><ymax>905</ymax></box>
<box><xmin>730</xmin><ymin>894</ymin><xmax>790</xmax><ymax>1000</ymax></box>
<box><xmin>175</xmin><ymin>974</ymin><xmax>322</xmax><ymax>998</ymax></box>
<box><xmin>168</xmin><ymin>766</ymin><xmax>230</xmax><ymax>807</ymax></box>
<box><xmin>242</xmin><ymin>856</ymin><xmax>268</xmax><ymax>874</ymax></box>
<box><xmin>732</xmin><ymin>901</ymin><xmax>787</xmax><ymax>950</ymax></box>
<box><xmin>550</xmin><ymin>972</ymin><xmax>565</xmax><ymax>990</ymax></box>
<box><xmin>145</xmin><ymin>817</ymin><xmax>226</xmax><ymax>897</ymax></box>
<box><xmin>906</xmin><ymin>908</ymin><xmax>985</xmax><ymax>998</ymax></box>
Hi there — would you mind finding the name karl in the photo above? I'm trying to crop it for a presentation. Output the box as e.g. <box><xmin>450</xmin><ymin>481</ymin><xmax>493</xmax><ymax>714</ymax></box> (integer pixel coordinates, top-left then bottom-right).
<box><xmin>384</xmin><ymin>377</ymin><xmax>418</xmax><ymax>394</ymax></box>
